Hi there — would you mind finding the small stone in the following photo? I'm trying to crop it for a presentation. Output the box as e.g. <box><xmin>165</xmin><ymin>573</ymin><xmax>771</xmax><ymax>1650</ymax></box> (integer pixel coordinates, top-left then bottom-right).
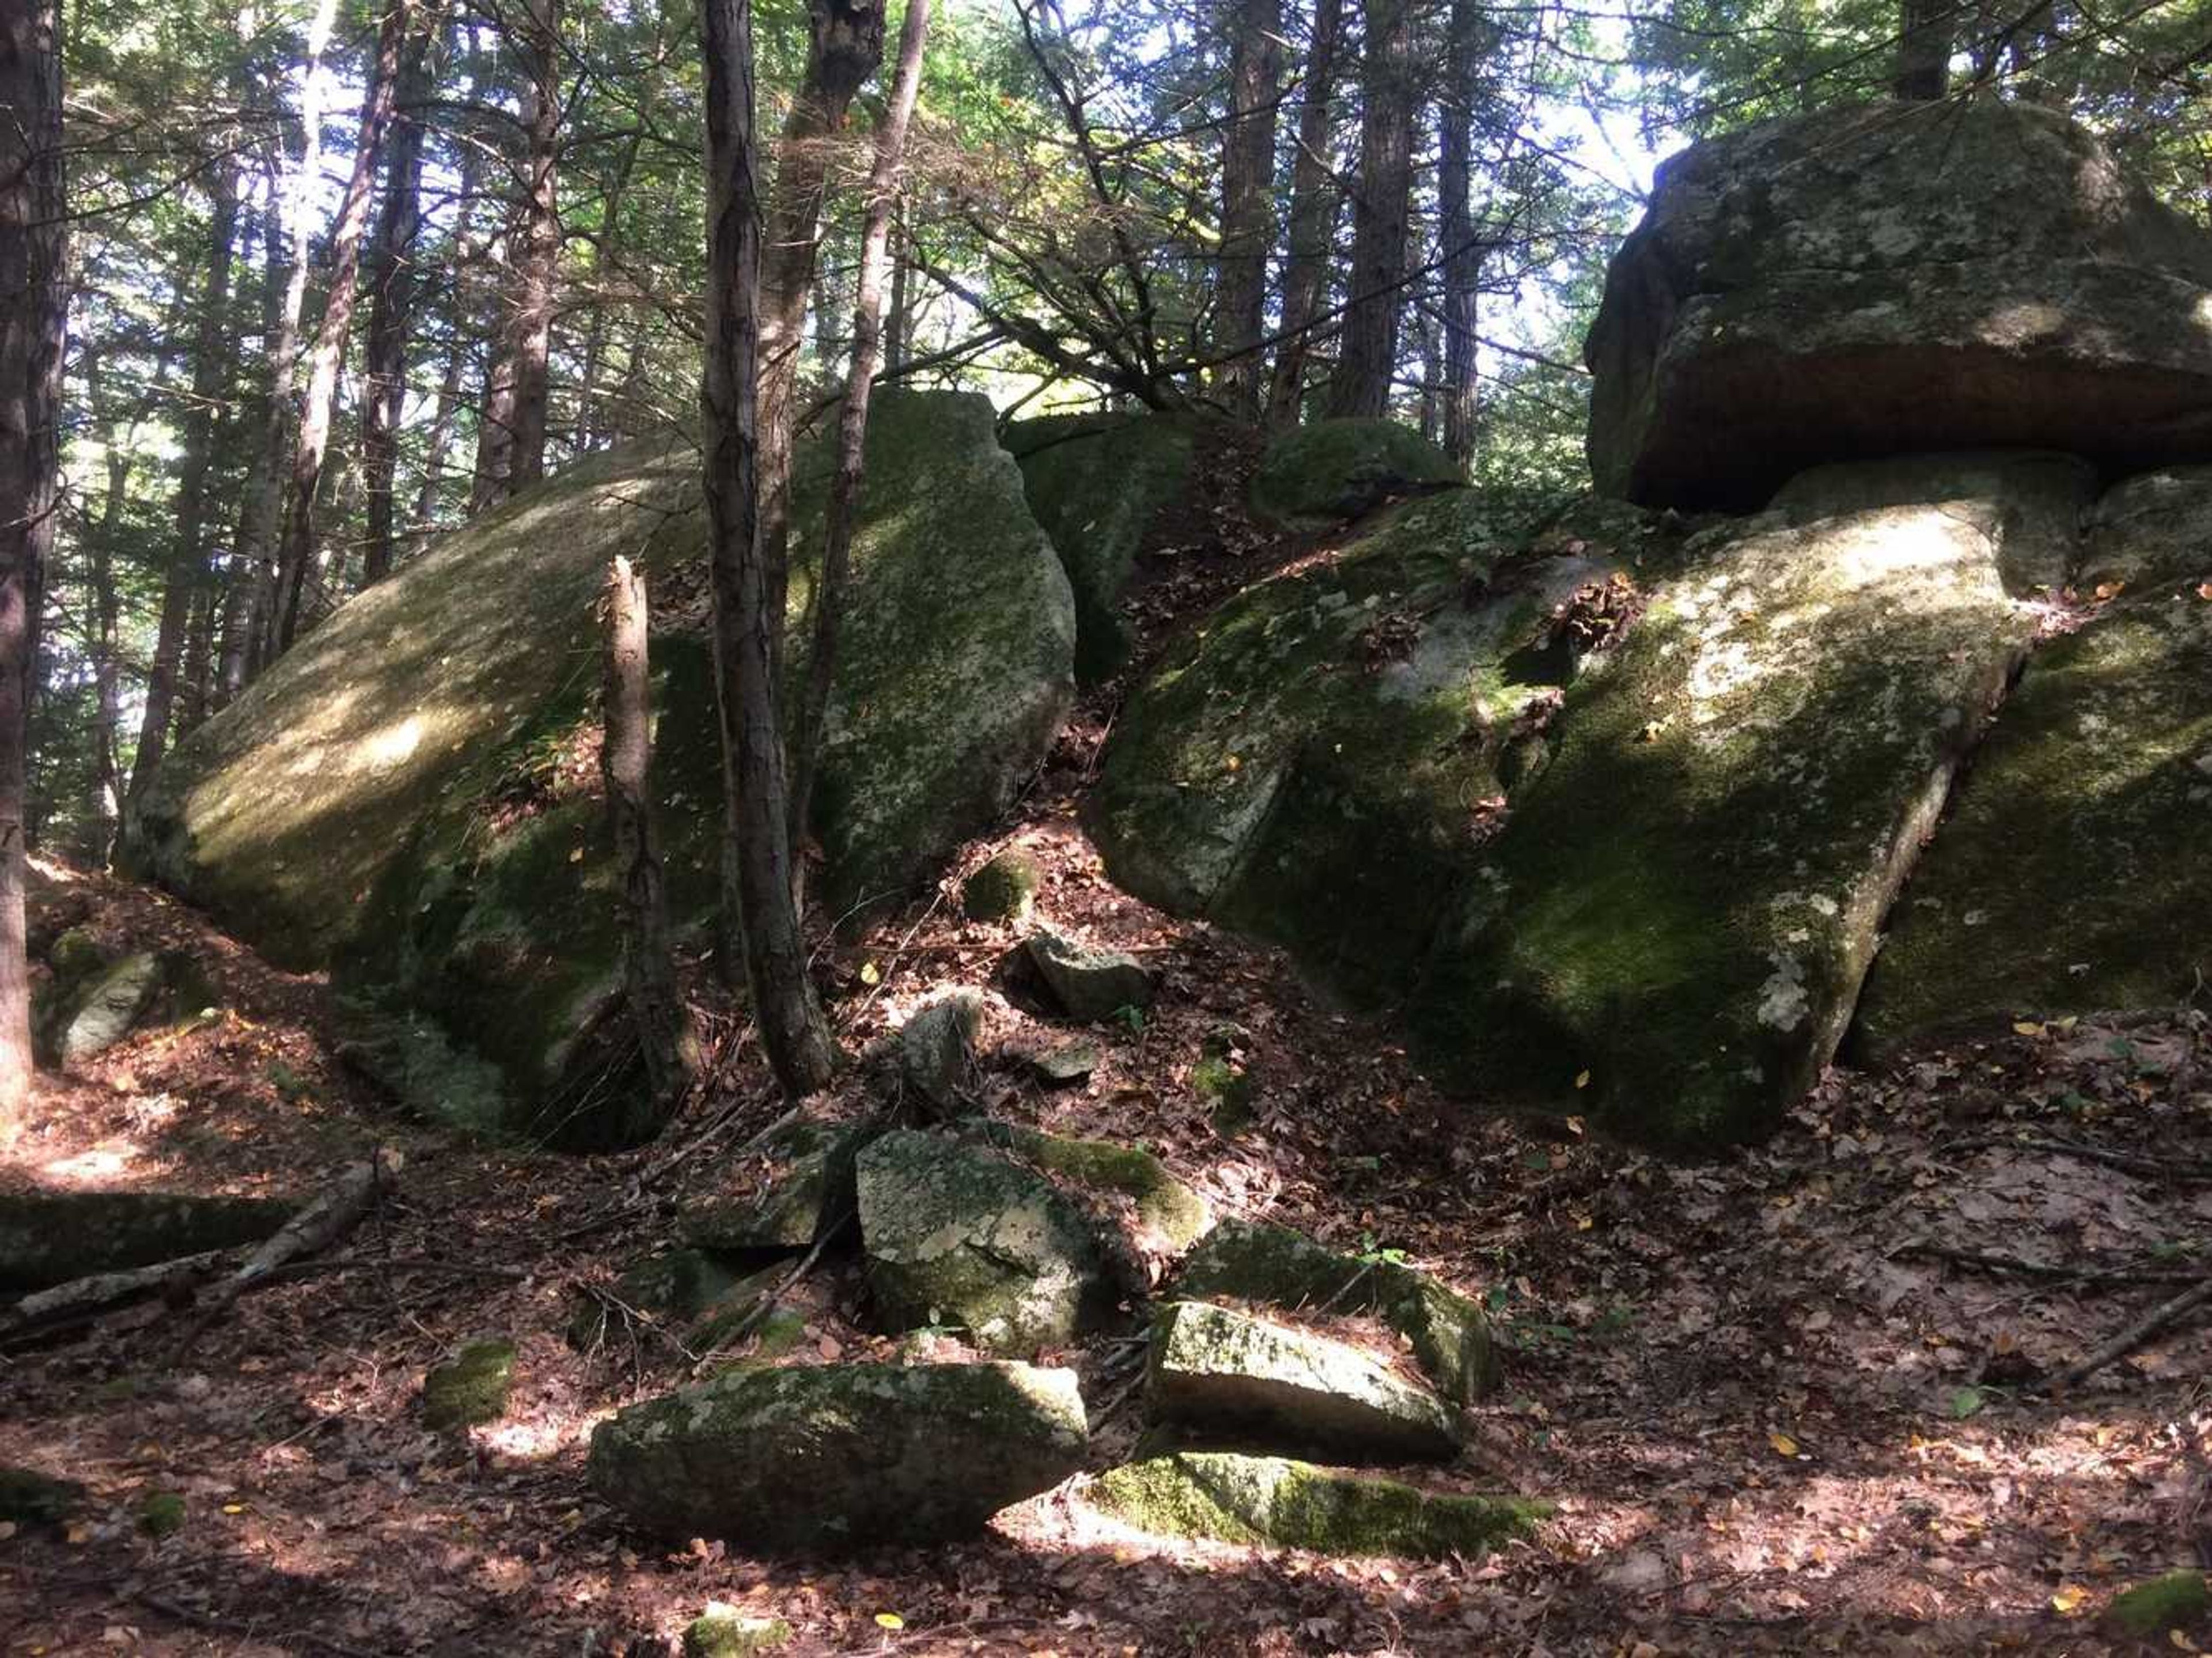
<box><xmin>963</xmin><ymin>851</ymin><xmax>1043</xmax><ymax>925</ymax></box>
<box><xmin>897</xmin><ymin>989</ymin><xmax>984</xmax><ymax>1111</ymax></box>
<box><xmin>138</xmin><ymin>1489</ymin><xmax>187</xmax><ymax>1538</ymax></box>
<box><xmin>1029</xmin><ymin>1041</ymin><xmax>1099</xmax><ymax>1085</ymax></box>
<box><xmin>0</xmin><ymin>1465</ymin><xmax>86</xmax><ymax>1527</ymax></box>
<box><xmin>422</xmin><ymin>1338</ymin><xmax>517</xmax><ymax>1430</ymax></box>
<box><xmin>1021</xmin><ymin>930</ymin><xmax>1155</xmax><ymax>1023</ymax></box>
<box><xmin>683</xmin><ymin>1603</ymin><xmax>793</xmax><ymax>1656</ymax></box>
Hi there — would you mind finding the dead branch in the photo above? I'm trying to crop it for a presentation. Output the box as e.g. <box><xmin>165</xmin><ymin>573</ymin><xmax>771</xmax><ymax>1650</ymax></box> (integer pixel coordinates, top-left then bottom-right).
<box><xmin>1891</xmin><ymin>1240</ymin><xmax>2209</xmax><ymax>1286</ymax></box>
<box><xmin>2044</xmin><ymin>1275</ymin><xmax>2212</xmax><ymax>1393</ymax></box>
<box><xmin>0</xmin><ymin>1248</ymin><xmax>238</xmax><ymax>1345</ymax></box>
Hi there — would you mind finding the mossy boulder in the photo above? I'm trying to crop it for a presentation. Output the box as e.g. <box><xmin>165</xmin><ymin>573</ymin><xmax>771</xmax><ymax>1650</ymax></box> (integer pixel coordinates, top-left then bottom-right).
<box><xmin>126</xmin><ymin>392</ymin><xmax>1074</xmax><ymax>1149</ymax></box>
<box><xmin>983</xmin><ymin>1124</ymin><xmax>1213</xmax><ymax>1255</ymax></box>
<box><xmin>2103</xmin><ymin>1570</ymin><xmax>2209</xmax><ymax>1640</ymax></box>
<box><xmin>1852</xmin><ymin>574</ymin><xmax>2212</xmax><ymax>1058</ymax></box>
<box><xmin>1148</xmin><ymin>1301</ymin><xmax>1460</xmax><ymax>1463</ymax></box>
<box><xmin>1249</xmin><ymin>419</ymin><xmax>1462</xmax><ymax>532</ymax></box>
<box><xmin>0</xmin><ymin>1465</ymin><xmax>86</xmax><ymax>1526</ymax></box>
<box><xmin>683</xmin><ymin>1606</ymin><xmax>794</xmax><ymax>1656</ymax></box>
<box><xmin>1176</xmin><ymin>1219</ymin><xmax>1497</xmax><ymax>1405</ymax></box>
<box><xmin>1022</xmin><ymin>930</ymin><xmax>1155</xmax><ymax>1023</ymax></box>
<box><xmin>962</xmin><ymin>849</ymin><xmax>1042</xmax><ymax>925</ymax></box>
<box><xmin>41</xmin><ymin>950</ymin><xmax>164</xmax><ymax>1066</ymax></box>
<box><xmin>0</xmin><ymin>1188</ymin><xmax>294</xmax><ymax>1292</ymax></box>
<box><xmin>857</xmin><ymin>1130</ymin><xmax>1113</xmax><ymax>1354</ymax></box>
<box><xmin>898</xmin><ymin>989</ymin><xmax>983</xmax><ymax>1111</ymax></box>
<box><xmin>1007</xmin><ymin>412</ymin><xmax>1202</xmax><ymax>683</ymax></box>
<box><xmin>681</xmin><ymin>1118</ymin><xmax>874</xmax><ymax>1255</ymax></box>
<box><xmin>46</xmin><ymin>926</ymin><xmax>105</xmax><ymax>984</ymax></box>
<box><xmin>568</xmin><ymin>1249</ymin><xmax>753</xmax><ymax>1353</ymax></box>
<box><xmin>586</xmin><ymin>1361</ymin><xmax>1089</xmax><ymax>1549</ymax></box>
<box><xmin>1090</xmin><ymin>1452</ymin><xmax>1544</xmax><ymax>1558</ymax></box>
<box><xmin>2081</xmin><ymin>466</ymin><xmax>2212</xmax><ymax>592</ymax></box>
<box><xmin>422</xmin><ymin>1338</ymin><xmax>517</xmax><ymax>1430</ymax></box>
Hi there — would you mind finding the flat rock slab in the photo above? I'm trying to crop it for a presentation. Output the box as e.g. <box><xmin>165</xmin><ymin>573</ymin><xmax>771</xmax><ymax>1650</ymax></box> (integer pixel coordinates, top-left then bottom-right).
<box><xmin>1089</xmin><ymin>1452</ymin><xmax>1546</xmax><ymax>1559</ymax></box>
<box><xmin>1176</xmin><ymin>1219</ymin><xmax>1497</xmax><ymax>1404</ymax></box>
<box><xmin>858</xmin><ymin>1130</ymin><xmax>1112</xmax><ymax>1354</ymax></box>
<box><xmin>587</xmin><ymin>1361</ymin><xmax>1089</xmax><ymax>1549</ymax></box>
<box><xmin>1148</xmin><ymin>1301</ymin><xmax>1460</xmax><ymax>1464</ymax></box>
<box><xmin>1022</xmin><ymin>931</ymin><xmax>1155</xmax><ymax>1023</ymax></box>
<box><xmin>1587</xmin><ymin>101</ymin><xmax>2212</xmax><ymax>506</ymax></box>
<box><xmin>0</xmin><ymin>1188</ymin><xmax>296</xmax><ymax>1293</ymax></box>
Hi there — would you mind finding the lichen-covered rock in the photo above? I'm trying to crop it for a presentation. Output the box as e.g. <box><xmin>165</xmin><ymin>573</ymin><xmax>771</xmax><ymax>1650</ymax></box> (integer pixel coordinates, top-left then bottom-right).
<box><xmin>898</xmin><ymin>989</ymin><xmax>983</xmax><ymax>1110</ymax></box>
<box><xmin>1007</xmin><ymin>412</ymin><xmax>1200</xmax><ymax>682</ymax></box>
<box><xmin>586</xmin><ymin>1361</ymin><xmax>1088</xmax><ymax>1549</ymax></box>
<box><xmin>422</xmin><ymin>1338</ymin><xmax>517</xmax><ymax>1430</ymax></box>
<box><xmin>46</xmin><ymin>950</ymin><xmax>164</xmax><ymax>1065</ymax></box>
<box><xmin>961</xmin><ymin>849</ymin><xmax>1043</xmax><ymax>925</ymax></box>
<box><xmin>1587</xmin><ymin>101</ymin><xmax>2212</xmax><ymax>506</ymax></box>
<box><xmin>681</xmin><ymin>1118</ymin><xmax>874</xmax><ymax>1253</ymax></box>
<box><xmin>1852</xmin><ymin>577</ymin><xmax>2212</xmax><ymax>1058</ymax></box>
<box><xmin>1148</xmin><ymin>1301</ymin><xmax>1460</xmax><ymax>1463</ymax></box>
<box><xmin>1176</xmin><ymin>1219</ymin><xmax>1497</xmax><ymax>1404</ymax></box>
<box><xmin>857</xmin><ymin>1131</ymin><xmax>1113</xmax><ymax>1353</ymax></box>
<box><xmin>125</xmin><ymin>392</ymin><xmax>1074</xmax><ymax>1149</ymax></box>
<box><xmin>1092</xmin><ymin>487</ymin><xmax>1656</xmax><ymax>997</ymax></box>
<box><xmin>2080</xmin><ymin>466</ymin><xmax>2212</xmax><ymax>592</ymax></box>
<box><xmin>1028</xmin><ymin>1040</ymin><xmax>1098</xmax><ymax>1085</ymax></box>
<box><xmin>1249</xmin><ymin>419</ymin><xmax>1461</xmax><ymax>531</ymax></box>
<box><xmin>1088</xmin><ymin>1452</ymin><xmax>1545</xmax><ymax>1559</ymax></box>
<box><xmin>683</xmin><ymin>1605</ymin><xmax>793</xmax><ymax>1656</ymax></box>
<box><xmin>1022</xmin><ymin>930</ymin><xmax>1156</xmax><ymax>1023</ymax></box>
<box><xmin>0</xmin><ymin>1464</ymin><xmax>86</xmax><ymax>1526</ymax></box>
<box><xmin>1418</xmin><ymin>482</ymin><xmax>2041</xmax><ymax>1146</ymax></box>
<box><xmin>968</xmin><ymin>1122</ymin><xmax>1213</xmax><ymax>1255</ymax></box>
<box><xmin>0</xmin><ymin>1188</ymin><xmax>294</xmax><ymax>1292</ymax></box>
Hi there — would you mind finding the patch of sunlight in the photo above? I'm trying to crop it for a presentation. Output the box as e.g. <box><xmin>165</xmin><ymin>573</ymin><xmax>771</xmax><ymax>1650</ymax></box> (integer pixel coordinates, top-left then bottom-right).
<box><xmin>1978</xmin><ymin>300</ymin><xmax>2067</xmax><ymax>347</ymax></box>
<box><xmin>41</xmin><ymin>1146</ymin><xmax>137</xmax><ymax>1183</ymax></box>
<box><xmin>1829</xmin><ymin>511</ymin><xmax>1983</xmax><ymax>589</ymax></box>
<box><xmin>482</xmin><ymin>1408</ymin><xmax>597</xmax><ymax>1462</ymax></box>
<box><xmin>26</xmin><ymin>853</ymin><xmax>82</xmax><ymax>883</ymax></box>
<box><xmin>356</xmin><ymin>714</ymin><xmax>429</xmax><ymax>773</ymax></box>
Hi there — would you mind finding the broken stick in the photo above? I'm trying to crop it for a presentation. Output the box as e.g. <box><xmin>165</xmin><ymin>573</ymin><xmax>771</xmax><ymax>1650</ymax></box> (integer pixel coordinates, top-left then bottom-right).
<box><xmin>2044</xmin><ymin>1275</ymin><xmax>2212</xmax><ymax>1394</ymax></box>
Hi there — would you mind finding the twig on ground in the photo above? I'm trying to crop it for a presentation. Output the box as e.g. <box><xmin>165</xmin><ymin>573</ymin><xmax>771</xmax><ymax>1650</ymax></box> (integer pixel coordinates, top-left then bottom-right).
<box><xmin>2045</xmin><ymin>1275</ymin><xmax>2212</xmax><ymax>1393</ymax></box>
<box><xmin>1953</xmin><ymin>1134</ymin><xmax>2212</xmax><ymax>1181</ymax></box>
<box><xmin>1891</xmin><ymin>1240</ymin><xmax>2206</xmax><ymax>1285</ymax></box>
<box><xmin>687</xmin><ymin>1215</ymin><xmax>847</xmax><ymax>1376</ymax></box>
<box><xmin>0</xmin><ymin>1248</ymin><xmax>239</xmax><ymax>1345</ymax></box>
<box><xmin>131</xmin><ymin>1589</ymin><xmax>382</xmax><ymax>1658</ymax></box>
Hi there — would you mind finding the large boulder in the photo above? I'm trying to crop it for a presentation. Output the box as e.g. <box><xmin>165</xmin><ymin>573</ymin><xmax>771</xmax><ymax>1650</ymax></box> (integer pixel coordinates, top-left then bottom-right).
<box><xmin>126</xmin><ymin>392</ymin><xmax>1075</xmax><ymax>1148</ymax></box>
<box><xmin>1587</xmin><ymin>101</ymin><xmax>2212</xmax><ymax>506</ymax></box>
<box><xmin>586</xmin><ymin>1361</ymin><xmax>1089</xmax><ymax>1549</ymax></box>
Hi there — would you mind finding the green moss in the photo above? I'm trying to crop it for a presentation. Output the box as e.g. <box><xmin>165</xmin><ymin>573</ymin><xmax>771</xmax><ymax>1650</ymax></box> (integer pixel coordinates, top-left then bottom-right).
<box><xmin>47</xmin><ymin>926</ymin><xmax>105</xmax><ymax>983</ymax></box>
<box><xmin>962</xmin><ymin>850</ymin><xmax>1043</xmax><ymax>924</ymax></box>
<box><xmin>569</xmin><ymin>1250</ymin><xmax>745</xmax><ymax>1353</ymax></box>
<box><xmin>138</xmin><ymin>1490</ymin><xmax>187</xmax><ymax>1537</ymax></box>
<box><xmin>2104</xmin><ymin>1570</ymin><xmax>2209</xmax><ymax>1638</ymax></box>
<box><xmin>1089</xmin><ymin>1453</ymin><xmax>1547</xmax><ymax>1559</ymax></box>
<box><xmin>1249</xmin><ymin>420</ymin><xmax>1463</xmax><ymax>531</ymax></box>
<box><xmin>1191</xmin><ymin>1054</ymin><xmax>1256</xmax><ymax>1130</ymax></box>
<box><xmin>0</xmin><ymin>1465</ymin><xmax>86</xmax><ymax>1525</ymax></box>
<box><xmin>684</xmin><ymin>1605</ymin><xmax>794</xmax><ymax>1656</ymax></box>
<box><xmin>422</xmin><ymin>1338</ymin><xmax>517</xmax><ymax>1430</ymax></box>
<box><xmin>982</xmin><ymin>1124</ymin><xmax>1213</xmax><ymax>1252</ymax></box>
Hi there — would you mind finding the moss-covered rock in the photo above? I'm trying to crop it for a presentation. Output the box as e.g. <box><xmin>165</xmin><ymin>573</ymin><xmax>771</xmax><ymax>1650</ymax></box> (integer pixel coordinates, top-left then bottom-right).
<box><xmin>568</xmin><ymin>1249</ymin><xmax>749</xmax><ymax>1353</ymax></box>
<box><xmin>422</xmin><ymin>1338</ymin><xmax>517</xmax><ymax>1430</ymax></box>
<box><xmin>898</xmin><ymin>989</ymin><xmax>983</xmax><ymax>1110</ymax></box>
<box><xmin>586</xmin><ymin>1361</ymin><xmax>1088</xmax><ymax>1549</ymax></box>
<box><xmin>1007</xmin><ymin>412</ymin><xmax>1202</xmax><ymax>683</ymax></box>
<box><xmin>126</xmin><ymin>392</ymin><xmax>1074</xmax><ymax>1149</ymax></box>
<box><xmin>1852</xmin><ymin>577</ymin><xmax>2212</xmax><ymax>1058</ymax></box>
<box><xmin>962</xmin><ymin>849</ymin><xmax>1043</xmax><ymax>925</ymax></box>
<box><xmin>1022</xmin><ymin>930</ymin><xmax>1155</xmax><ymax>1023</ymax></box>
<box><xmin>1148</xmin><ymin>1300</ymin><xmax>1460</xmax><ymax>1463</ymax></box>
<box><xmin>43</xmin><ymin>950</ymin><xmax>164</xmax><ymax>1066</ymax></box>
<box><xmin>1249</xmin><ymin>419</ymin><xmax>1462</xmax><ymax>532</ymax></box>
<box><xmin>1176</xmin><ymin>1219</ymin><xmax>1497</xmax><ymax>1405</ymax></box>
<box><xmin>2103</xmin><ymin>1570</ymin><xmax>2209</xmax><ymax>1640</ymax></box>
<box><xmin>2081</xmin><ymin>466</ymin><xmax>2212</xmax><ymax>592</ymax></box>
<box><xmin>46</xmin><ymin>926</ymin><xmax>105</xmax><ymax>984</ymax></box>
<box><xmin>0</xmin><ymin>1464</ymin><xmax>86</xmax><ymax>1526</ymax></box>
<box><xmin>858</xmin><ymin>1130</ymin><xmax>1113</xmax><ymax>1354</ymax></box>
<box><xmin>0</xmin><ymin>1188</ymin><xmax>294</xmax><ymax>1292</ymax></box>
<box><xmin>680</xmin><ymin>1118</ymin><xmax>875</xmax><ymax>1253</ymax></box>
<box><xmin>683</xmin><ymin>1605</ymin><xmax>794</xmax><ymax>1656</ymax></box>
<box><xmin>989</xmin><ymin>1125</ymin><xmax>1213</xmax><ymax>1255</ymax></box>
<box><xmin>1088</xmin><ymin>1452</ymin><xmax>1546</xmax><ymax>1559</ymax></box>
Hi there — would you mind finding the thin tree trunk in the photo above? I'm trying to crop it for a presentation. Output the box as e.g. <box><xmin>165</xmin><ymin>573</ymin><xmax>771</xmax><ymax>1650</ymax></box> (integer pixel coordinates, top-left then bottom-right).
<box><xmin>1437</xmin><ymin>0</ymin><xmax>1483</xmax><ymax>471</ymax></box>
<box><xmin>1328</xmin><ymin>0</ymin><xmax>1415</xmax><ymax>419</ymax></box>
<box><xmin>176</xmin><ymin>584</ymin><xmax>219</xmax><ymax>740</ymax></box>
<box><xmin>884</xmin><ymin>205</ymin><xmax>910</xmax><ymax>371</ymax></box>
<box><xmin>0</xmin><ymin>0</ymin><xmax>67</xmax><ymax>1127</ymax></box>
<box><xmin>131</xmin><ymin>162</ymin><xmax>241</xmax><ymax>799</ymax></box>
<box><xmin>756</xmin><ymin>0</ymin><xmax>887</xmax><ymax>684</ymax></box>
<box><xmin>698</xmin><ymin>0</ymin><xmax>838</xmax><ymax>1099</ymax></box>
<box><xmin>577</xmin><ymin>41</ymin><xmax>656</xmax><ymax>450</ymax></box>
<box><xmin>787</xmin><ymin>0</ymin><xmax>930</xmax><ymax>875</ymax></box>
<box><xmin>601</xmin><ymin>555</ymin><xmax>697</xmax><ymax>1136</ymax></box>
<box><xmin>361</xmin><ymin>13</ymin><xmax>438</xmax><ymax>586</ymax></box>
<box><xmin>1895</xmin><ymin>0</ymin><xmax>1952</xmax><ymax>99</ymax></box>
<box><xmin>1214</xmin><ymin>0</ymin><xmax>1281</xmax><ymax>420</ymax></box>
<box><xmin>273</xmin><ymin>0</ymin><xmax>412</xmax><ymax>653</ymax></box>
<box><xmin>1266</xmin><ymin>0</ymin><xmax>1343</xmax><ymax>427</ymax></box>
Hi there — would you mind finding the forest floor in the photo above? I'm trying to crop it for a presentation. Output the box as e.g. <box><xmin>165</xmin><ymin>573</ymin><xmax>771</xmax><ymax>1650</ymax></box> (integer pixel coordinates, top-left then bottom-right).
<box><xmin>6</xmin><ymin>467</ymin><xmax>2212</xmax><ymax>1655</ymax></box>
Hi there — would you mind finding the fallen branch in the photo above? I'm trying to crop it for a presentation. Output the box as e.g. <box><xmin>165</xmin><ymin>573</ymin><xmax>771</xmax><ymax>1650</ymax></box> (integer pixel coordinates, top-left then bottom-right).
<box><xmin>687</xmin><ymin>1213</ymin><xmax>846</xmax><ymax>1376</ymax></box>
<box><xmin>0</xmin><ymin>1248</ymin><xmax>238</xmax><ymax>1345</ymax></box>
<box><xmin>1892</xmin><ymin>1241</ymin><xmax>2207</xmax><ymax>1286</ymax></box>
<box><xmin>1954</xmin><ymin>1134</ymin><xmax>2212</xmax><ymax>1182</ymax></box>
<box><xmin>2044</xmin><ymin>1275</ymin><xmax>2212</xmax><ymax>1394</ymax></box>
<box><xmin>165</xmin><ymin>1153</ymin><xmax>401</xmax><ymax>1363</ymax></box>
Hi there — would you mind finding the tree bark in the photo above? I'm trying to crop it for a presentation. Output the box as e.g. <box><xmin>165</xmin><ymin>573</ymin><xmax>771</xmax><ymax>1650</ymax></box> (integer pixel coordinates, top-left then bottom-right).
<box><xmin>884</xmin><ymin>205</ymin><xmax>911</xmax><ymax>370</ymax></box>
<box><xmin>1213</xmin><ymin>0</ymin><xmax>1281</xmax><ymax>420</ymax></box>
<box><xmin>0</xmin><ymin>0</ymin><xmax>67</xmax><ymax>1129</ymax></box>
<box><xmin>361</xmin><ymin>14</ymin><xmax>438</xmax><ymax>586</ymax></box>
<box><xmin>130</xmin><ymin>161</ymin><xmax>241</xmax><ymax>799</ymax></box>
<box><xmin>1895</xmin><ymin>0</ymin><xmax>1952</xmax><ymax>100</ymax></box>
<box><xmin>1266</xmin><ymin>0</ymin><xmax>1344</xmax><ymax>427</ymax></box>
<box><xmin>272</xmin><ymin>0</ymin><xmax>412</xmax><ymax>653</ymax></box>
<box><xmin>472</xmin><ymin>0</ymin><xmax>562</xmax><ymax>510</ymax></box>
<box><xmin>756</xmin><ymin>0</ymin><xmax>887</xmax><ymax>683</ymax></box>
<box><xmin>601</xmin><ymin>555</ymin><xmax>697</xmax><ymax>1135</ymax></box>
<box><xmin>1437</xmin><ymin>0</ymin><xmax>1484</xmax><ymax>471</ymax></box>
<box><xmin>787</xmin><ymin>0</ymin><xmax>930</xmax><ymax>874</ymax></box>
<box><xmin>1328</xmin><ymin>0</ymin><xmax>1415</xmax><ymax>419</ymax></box>
<box><xmin>698</xmin><ymin>0</ymin><xmax>839</xmax><ymax>1099</ymax></box>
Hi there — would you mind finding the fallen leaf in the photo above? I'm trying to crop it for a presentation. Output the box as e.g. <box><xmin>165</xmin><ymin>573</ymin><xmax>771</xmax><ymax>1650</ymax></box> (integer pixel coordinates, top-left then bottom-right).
<box><xmin>875</xmin><ymin>1612</ymin><xmax>906</xmax><ymax>1630</ymax></box>
<box><xmin>2052</xmin><ymin>1585</ymin><xmax>2089</xmax><ymax>1615</ymax></box>
<box><xmin>1768</xmin><ymin>1430</ymin><xmax>1800</xmax><ymax>1458</ymax></box>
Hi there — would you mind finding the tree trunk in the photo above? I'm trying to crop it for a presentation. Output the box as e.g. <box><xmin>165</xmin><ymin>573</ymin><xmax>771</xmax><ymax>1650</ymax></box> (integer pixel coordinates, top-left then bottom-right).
<box><xmin>272</xmin><ymin>0</ymin><xmax>412</xmax><ymax>654</ymax></box>
<box><xmin>698</xmin><ymin>0</ymin><xmax>839</xmax><ymax>1099</ymax></box>
<box><xmin>601</xmin><ymin>555</ymin><xmax>697</xmax><ymax>1135</ymax></box>
<box><xmin>1266</xmin><ymin>0</ymin><xmax>1344</xmax><ymax>427</ymax></box>
<box><xmin>0</xmin><ymin>0</ymin><xmax>67</xmax><ymax>1128</ymax></box>
<box><xmin>1895</xmin><ymin>0</ymin><xmax>1952</xmax><ymax>100</ymax></box>
<box><xmin>756</xmin><ymin>0</ymin><xmax>887</xmax><ymax>682</ymax></box>
<box><xmin>884</xmin><ymin>206</ymin><xmax>911</xmax><ymax>371</ymax></box>
<box><xmin>787</xmin><ymin>0</ymin><xmax>930</xmax><ymax>875</ymax></box>
<box><xmin>1328</xmin><ymin>0</ymin><xmax>1415</xmax><ymax>419</ymax></box>
<box><xmin>177</xmin><ymin>584</ymin><xmax>219</xmax><ymax>740</ymax></box>
<box><xmin>130</xmin><ymin>161</ymin><xmax>241</xmax><ymax>800</ymax></box>
<box><xmin>361</xmin><ymin>14</ymin><xmax>438</xmax><ymax>586</ymax></box>
<box><xmin>576</xmin><ymin>31</ymin><xmax>657</xmax><ymax>451</ymax></box>
<box><xmin>1213</xmin><ymin>0</ymin><xmax>1281</xmax><ymax>420</ymax></box>
<box><xmin>1437</xmin><ymin>0</ymin><xmax>1483</xmax><ymax>471</ymax></box>
<box><xmin>472</xmin><ymin>0</ymin><xmax>562</xmax><ymax>510</ymax></box>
